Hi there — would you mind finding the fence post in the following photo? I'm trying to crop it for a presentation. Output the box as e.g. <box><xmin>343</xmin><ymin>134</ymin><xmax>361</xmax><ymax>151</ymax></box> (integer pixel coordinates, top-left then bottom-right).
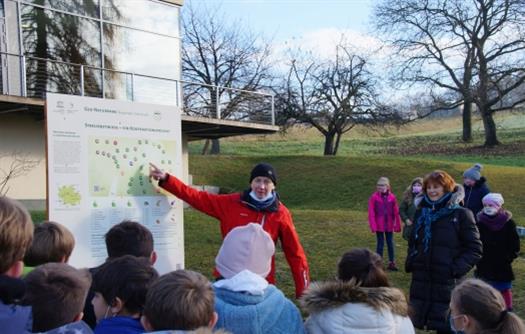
<box><xmin>80</xmin><ymin>65</ymin><xmax>84</xmax><ymax>96</ymax></box>
<box><xmin>216</xmin><ymin>86</ymin><xmax>220</xmax><ymax>119</ymax></box>
<box><xmin>271</xmin><ymin>94</ymin><xmax>275</xmax><ymax>125</ymax></box>
<box><xmin>130</xmin><ymin>73</ymin><xmax>135</xmax><ymax>101</ymax></box>
<box><xmin>20</xmin><ymin>55</ymin><xmax>26</xmax><ymax>97</ymax></box>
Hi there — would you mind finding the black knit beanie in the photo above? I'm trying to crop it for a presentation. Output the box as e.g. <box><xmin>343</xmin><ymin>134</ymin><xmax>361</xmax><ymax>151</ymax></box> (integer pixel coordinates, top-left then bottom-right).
<box><xmin>249</xmin><ymin>163</ymin><xmax>277</xmax><ymax>185</ymax></box>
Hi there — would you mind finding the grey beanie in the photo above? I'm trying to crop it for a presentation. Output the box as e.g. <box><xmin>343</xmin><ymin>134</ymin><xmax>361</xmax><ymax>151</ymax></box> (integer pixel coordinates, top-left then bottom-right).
<box><xmin>463</xmin><ymin>163</ymin><xmax>483</xmax><ymax>181</ymax></box>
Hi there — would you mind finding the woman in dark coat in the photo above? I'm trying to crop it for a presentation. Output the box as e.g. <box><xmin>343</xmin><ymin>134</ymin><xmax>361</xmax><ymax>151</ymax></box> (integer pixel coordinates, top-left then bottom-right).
<box><xmin>475</xmin><ymin>193</ymin><xmax>520</xmax><ymax>311</ymax></box>
<box><xmin>463</xmin><ymin>163</ymin><xmax>490</xmax><ymax>217</ymax></box>
<box><xmin>406</xmin><ymin>170</ymin><xmax>482</xmax><ymax>334</ymax></box>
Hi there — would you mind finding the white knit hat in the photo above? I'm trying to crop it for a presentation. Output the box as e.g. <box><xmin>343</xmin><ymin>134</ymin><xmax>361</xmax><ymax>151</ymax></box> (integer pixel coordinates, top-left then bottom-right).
<box><xmin>215</xmin><ymin>223</ymin><xmax>275</xmax><ymax>279</ymax></box>
<box><xmin>482</xmin><ymin>193</ymin><xmax>504</xmax><ymax>208</ymax></box>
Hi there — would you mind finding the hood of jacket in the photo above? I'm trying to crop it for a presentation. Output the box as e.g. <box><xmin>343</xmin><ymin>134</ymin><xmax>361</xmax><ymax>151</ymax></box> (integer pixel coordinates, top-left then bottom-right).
<box><xmin>414</xmin><ymin>184</ymin><xmax>465</xmax><ymax>209</ymax></box>
<box><xmin>37</xmin><ymin>321</ymin><xmax>92</xmax><ymax>334</ymax></box>
<box><xmin>149</xmin><ymin>328</ymin><xmax>230</xmax><ymax>334</ymax></box>
<box><xmin>300</xmin><ymin>280</ymin><xmax>408</xmax><ymax>317</ymax></box>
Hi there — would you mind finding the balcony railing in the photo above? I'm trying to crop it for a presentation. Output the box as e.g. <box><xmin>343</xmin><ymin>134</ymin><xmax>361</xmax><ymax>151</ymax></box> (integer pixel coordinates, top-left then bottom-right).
<box><xmin>0</xmin><ymin>52</ymin><xmax>275</xmax><ymax>125</ymax></box>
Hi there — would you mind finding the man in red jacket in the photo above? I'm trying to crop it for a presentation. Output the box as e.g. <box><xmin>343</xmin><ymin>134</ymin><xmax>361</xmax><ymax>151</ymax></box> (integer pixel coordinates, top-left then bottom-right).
<box><xmin>149</xmin><ymin>162</ymin><xmax>310</xmax><ymax>298</ymax></box>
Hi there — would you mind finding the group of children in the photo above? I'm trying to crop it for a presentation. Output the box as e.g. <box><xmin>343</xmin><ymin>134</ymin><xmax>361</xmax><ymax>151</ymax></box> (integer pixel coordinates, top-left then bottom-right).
<box><xmin>1</xmin><ymin>161</ymin><xmax>524</xmax><ymax>334</ymax></box>
<box><xmin>367</xmin><ymin>164</ymin><xmax>523</xmax><ymax>333</ymax></box>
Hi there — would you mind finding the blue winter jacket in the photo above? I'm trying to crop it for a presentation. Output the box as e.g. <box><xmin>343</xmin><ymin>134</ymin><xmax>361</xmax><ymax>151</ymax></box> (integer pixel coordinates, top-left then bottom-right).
<box><xmin>463</xmin><ymin>177</ymin><xmax>490</xmax><ymax>217</ymax></box>
<box><xmin>37</xmin><ymin>320</ymin><xmax>93</xmax><ymax>333</ymax></box>
<box><xmin>0</xmin><ymin>274</ymin><xmax>32</xmax><ymax>334</ymax></box>
<box><xmin>93</xmin><ymin>316</ymin><xmax>143</xmax><ymax>334</ymax></box>
<box><xmin>214</xmin><ymin>285</ymin><xmax>305</xmax><ymax>334</ymax></box>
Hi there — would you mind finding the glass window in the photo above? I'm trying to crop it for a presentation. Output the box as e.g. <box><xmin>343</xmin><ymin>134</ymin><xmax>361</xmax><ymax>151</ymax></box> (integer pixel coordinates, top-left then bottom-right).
<box><xmin>25</xmin><ymin>0</ymin><xmax>100</xmax><ymax>18</ymax></box>
<box><xmin>103</xmin><ymin>24</ymin><xmax>179</xmax><ymax>79</ymax></box>
<box><xmin>21</xmin><ymin>4</ymin><xmax>102</xmax><ymax>97</ymax></box>
<box><xmin>102</xmin><ymin>0</ymin><xmax>179</xmax><ymax>37</ymax></box>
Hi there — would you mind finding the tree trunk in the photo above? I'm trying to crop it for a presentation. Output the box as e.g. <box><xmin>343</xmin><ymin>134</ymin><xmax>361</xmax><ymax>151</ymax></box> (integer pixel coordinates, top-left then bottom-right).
<box><xmin>462</xmin><ymin>101</ymin><xmax>473</xmax><ymax>142</ymax></box>
<box><xmin>201</xmin><ymin>139</ymin><xmax>211</xmax><ymax>155</ymax></box>
<box><xmin>480</xmin><ymin>109</ymin><xmax>499</xmax><ymax>146</ymax></box>
<box><xmin>210</xmin><ymin>138</ymin><xmax>221</xmax><ymax>155</ymax></box>
<box><xmin>323</xmin><ymin>132</ymin><xmax>336</xmax><ymax>155</ymax></box>
<box><xmin>333</xmin><ymin>131</ymin><xmax>342</xmax><ymax>156</ymax></box>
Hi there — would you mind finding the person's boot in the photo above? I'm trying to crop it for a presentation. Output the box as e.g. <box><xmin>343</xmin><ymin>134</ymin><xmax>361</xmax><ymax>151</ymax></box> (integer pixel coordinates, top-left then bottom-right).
<box><xmin>387</xmin><ymin>261</ymin><xmax>399</xmax><ymax>271</ymax></box>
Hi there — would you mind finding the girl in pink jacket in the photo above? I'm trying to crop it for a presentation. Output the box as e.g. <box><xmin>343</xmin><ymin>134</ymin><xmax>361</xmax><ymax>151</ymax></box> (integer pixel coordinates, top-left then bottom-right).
<box><xmin>368</xmin><ymin>177</ymin><xmax>401</xmax><ymax>271</ymax></box>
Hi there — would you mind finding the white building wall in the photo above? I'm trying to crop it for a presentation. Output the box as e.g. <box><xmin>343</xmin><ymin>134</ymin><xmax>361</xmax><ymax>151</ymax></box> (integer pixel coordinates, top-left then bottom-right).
<box><xmin>0</xmin><ymin>113</ymin><xmax>46</xmax><ymax>202</ymax></box>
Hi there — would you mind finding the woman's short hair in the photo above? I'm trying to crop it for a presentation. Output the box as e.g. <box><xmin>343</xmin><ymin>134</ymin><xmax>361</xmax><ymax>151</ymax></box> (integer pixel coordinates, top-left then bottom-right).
<box><xmin>423</xmin><ymin>170</ymin><xmax>456</xmax><ymax>193</ymax></box>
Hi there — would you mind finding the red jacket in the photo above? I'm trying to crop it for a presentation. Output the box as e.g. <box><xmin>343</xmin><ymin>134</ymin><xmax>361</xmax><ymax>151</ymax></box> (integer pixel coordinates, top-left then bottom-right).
<box><xmin>160</xmin><ymin>174</ymin><xmax>310</xmax><ymax>298</ymax></box>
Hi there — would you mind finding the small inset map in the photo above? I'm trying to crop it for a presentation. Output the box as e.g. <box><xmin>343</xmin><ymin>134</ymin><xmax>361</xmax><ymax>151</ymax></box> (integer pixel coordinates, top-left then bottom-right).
<box><xmin>88</xmin><ymin>137</ymin><xmax>176</xmax><ymax>197</ymax></box>
<box><xmin>58</xmin><ymin>185</ymin><xmax>81</xmax><ymax>206</ymax></box>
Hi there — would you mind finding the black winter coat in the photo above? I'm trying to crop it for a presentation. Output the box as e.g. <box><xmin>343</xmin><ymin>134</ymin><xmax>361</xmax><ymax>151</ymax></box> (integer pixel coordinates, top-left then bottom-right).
<box><xmin>406</xmin><ymin>186</ymin><xmax>482</xmax><ymax>332</ymax></box>
<box><xmin>475</xmin><ymin>213</ymin><xmax>520</xmax><ymax>282</ymax></box>
<box><xmin>463</xmin><ymin>177</ymin><xmax>490</xmax><ymax>217</ymax></box>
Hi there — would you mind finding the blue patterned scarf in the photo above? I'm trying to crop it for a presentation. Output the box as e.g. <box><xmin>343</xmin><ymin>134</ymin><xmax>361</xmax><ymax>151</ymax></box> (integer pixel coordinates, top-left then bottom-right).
<box><xmin>415</xmin><ymin>192</ymin><xmax>460</xmax><ymax>253</ymax></box>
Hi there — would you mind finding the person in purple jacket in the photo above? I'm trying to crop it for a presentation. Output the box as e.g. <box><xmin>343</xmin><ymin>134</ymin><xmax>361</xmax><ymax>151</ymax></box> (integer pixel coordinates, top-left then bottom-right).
<box><xmin>368</xmin><ymin>177</ymin><xmax>402</xmax><ymax>271</ymax></box>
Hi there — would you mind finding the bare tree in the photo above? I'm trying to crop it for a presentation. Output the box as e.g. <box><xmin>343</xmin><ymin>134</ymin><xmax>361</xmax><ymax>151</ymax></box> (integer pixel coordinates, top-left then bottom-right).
<box><xmin>277</xmin><ymin>45</ymin><xmax>392</xmax><ymax>156</ymax></box>
<box><xmin>0</xmin><ymin>152</ymin><xmax>41</xmax><ymax>196</ymax></box>
<box><xmin>181</xmin><ymin>5</ymin><xmax>273</xmax><ymax>154</ymax></box>
<box><xmin>374</xmin><ymin>0</ymin><xmax>525</xmax><ymax>146</ymax></box>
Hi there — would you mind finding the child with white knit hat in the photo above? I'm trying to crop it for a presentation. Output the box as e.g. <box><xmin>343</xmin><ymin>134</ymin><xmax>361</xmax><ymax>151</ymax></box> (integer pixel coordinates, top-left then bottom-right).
<box><xmin>213</xmin><ymin>223</ymin><xmax>305</xmax><ymax>334</ymax></box>
<box><xmin>474</xmin><ymin>193</ymin><xmax>520</xmax><ymax>310</ymax></box>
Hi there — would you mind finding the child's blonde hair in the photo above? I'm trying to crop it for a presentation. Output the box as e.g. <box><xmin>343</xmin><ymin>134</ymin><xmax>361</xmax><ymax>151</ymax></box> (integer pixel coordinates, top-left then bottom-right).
<box><xmin>24</xmin><ymin>221</ymin><xmax>75</xmax><ymax>266</ymax></box>
<box><xmin>0</xmin><ymin>196</ymin><xmax>33</xmax><ymax>273</ymax></box>
<box><xmin>451</xmin><ymin>278</ymin><xmax>525</xmax><ymax>333</ymax></box>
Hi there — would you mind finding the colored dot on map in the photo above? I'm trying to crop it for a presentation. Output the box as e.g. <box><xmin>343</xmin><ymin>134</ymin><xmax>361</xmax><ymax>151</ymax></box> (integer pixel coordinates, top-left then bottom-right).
<box><xmin>123</xmin><ymin>154</ymin><xmax>127</xmax><ymax>159</ymax></box>
<box><xmin>112</xmin><ymin>155</ymin><xmax>116</xmax><ymax>159</ymax></box>
<box><xmin>142</xmin><ymin>153</ymin><xmax>146</xmax><ymax>158</ymax></box>
<box><xmin>161</xmin><ymin>160</ymin><xmax>165</xmax><ymax>164</ymax></box>
<box><xmin>138</xmin><ymin>140</ymin><xmax>142</xmax><ymax>145</ymax></box>
<box><xmin>96</xmin><ymin>150</ymin><xmax>100</xmax><ymax>155</ymax></box>
<box><xmin>125</xmin><ymin>148</ymin><xmax>130</xmax><ymax>152</ymax></box>
<box><xmin>144</xmin><ymin>201</ymin><xmax>149</xmax><ymax>206</ymax></box>
<box><xmin>127</xmin><ymin>201</ymin><xmax>132</xmax><ymax>207</ymax></box>
<box><xmin>162</xmin><ymin>150</ymin><xmax>165</xmax><ymax>154</ymax></box>
<box><xmin>168</xmin><ymin>160</ymin><xmax>172</xmax><ymax>164</ymax></box>
<box><xmin>102</xmin><ymin>151</ymin><xmax>105</xmax><ymax>156</ymax></box>
<box><xmin>105</xmin><ymin>140</ymin><xmax>109</xmax><ymax>144</ymax></box>
<box><xmin>156</xmin><ymin>219</ymin><xmax>160</xmax><ymax>224</ymax></box>
<box><xmin>127</xmin><ymin>189</ymin><xmax>131</xmax><ymax>194</ymax></box>
<box><xmin>129</xmin><ymin>177</ymin><xmax>134</xmax><ymax>181</ymax></box>
<box><xmin>129</xmin><ymin>161</ymin><xmax>134</xmax><ymax>166</ymax></box>
<box><xmin>133</xmin><ymin>147</ymin><xmax>138</xmax><ymax>151</ymax></box>
<box><xmin>134</xmin><ymin>157</ymin><xmax>138</xmax><ymax>162</ymax></box>
<box><xmin>93</xmin><ymin>202</ymin><xmax>97</xmax><ymax>208</ymax></box>
<box><xmin>95</xmin><ymin>139</ymin><xmax>99</xmax><ymax>144</ymax></box>
<box><xmin>145</xmin><ymin>140</ymin><xmax>148</xmax><ymax>144</ymax></box>
<box><xmin>111</xmin><ymin>202</ymin><xmax>116</xmax><ymax>207</ymax></box>
<box><xmin>142</xmin><ymin>190</ymin><xmax>147</xmax><ymax>194</ymax></box>
<box><xmin>116</xmin><ymin>148</ymin><xmax>120</xmax><ymax>153</ymax></box>
<box><xmin>113</xmin><ymin>140</ymin><xmax>118</xmax><ymax>145</ymax></box>
<box><xmin>128</xmin><ymin>182</ymin><xmax>132</xmax><ymax>187</ymax></box>
<box><xmin>157</xmin><ymin>145</ymin><xmax>161</xmax><ymax>149</ymax></box>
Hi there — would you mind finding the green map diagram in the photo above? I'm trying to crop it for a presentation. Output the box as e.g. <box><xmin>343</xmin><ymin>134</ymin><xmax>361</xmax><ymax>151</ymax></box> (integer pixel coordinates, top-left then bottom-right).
<box><xmin>88</xmin><ymin>137</ymin><xmax>176</xmax><ymax>197</ymax></box>
<box><xmin>58</xmin><ymin>185</ymin><xmax>81</xmax><ymax>206</ymax></box>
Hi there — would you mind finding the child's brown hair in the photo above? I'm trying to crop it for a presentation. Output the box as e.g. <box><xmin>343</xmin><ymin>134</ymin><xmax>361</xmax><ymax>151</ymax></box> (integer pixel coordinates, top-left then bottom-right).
<box><xmin>338</xmin><ymin>248</ymin><xmax>390</xmax><ymax>287</ymax></box>
<box><xmin>23</xmin><ymin>263</ymin><xmax>91</xmax><ymax>332</ymax></box>
<box><xmin>143</xmin><ymin>270</ymin><xmax>215</xmax><ymax>331</ymax></box>
<box><xmin>24</xmin><ymin>221</ymin><xmax>75</xmax><ymax>266</ymax></box>
<box><xmin>0</xmin><ymin>196</ymin><xmax>34</xmax><ymax>274</ymax></box>
<box><xmin>451</xmin><ymin>278</ymin><xmax>525</xmax><ymax>333</ymax></box>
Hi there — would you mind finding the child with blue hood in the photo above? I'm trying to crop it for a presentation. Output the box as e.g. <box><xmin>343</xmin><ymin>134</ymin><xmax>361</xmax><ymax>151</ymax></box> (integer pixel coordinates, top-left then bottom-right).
<box><xmin>213</xmin><ymin>223</ymin><xmax>305</xmax><ymax>334</ymax></box>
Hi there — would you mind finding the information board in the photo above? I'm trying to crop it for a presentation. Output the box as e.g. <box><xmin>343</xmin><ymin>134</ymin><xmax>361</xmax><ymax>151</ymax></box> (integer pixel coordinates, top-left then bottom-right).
<box><xmin>46</xmin><ymin>93</ymin><xmax>184</xmax><ymax>273</ymax></box>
